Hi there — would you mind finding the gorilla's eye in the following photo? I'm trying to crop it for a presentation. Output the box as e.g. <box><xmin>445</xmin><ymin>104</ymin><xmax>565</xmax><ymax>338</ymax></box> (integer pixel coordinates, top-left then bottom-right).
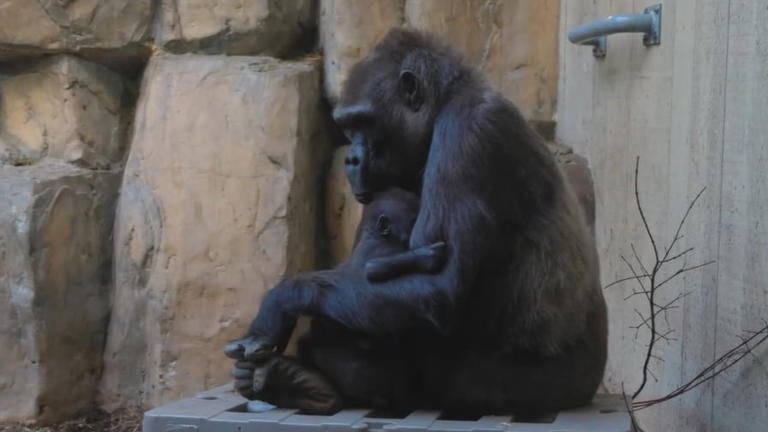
<box><xmin>376</xmin><ymin>215</ymin><xmax>391</xmax><ymax>236</ymax></box>
<box><xmin>399</xmin><ymin>70</ymin><xmax>421</xmax><ymax>111</ymax></box>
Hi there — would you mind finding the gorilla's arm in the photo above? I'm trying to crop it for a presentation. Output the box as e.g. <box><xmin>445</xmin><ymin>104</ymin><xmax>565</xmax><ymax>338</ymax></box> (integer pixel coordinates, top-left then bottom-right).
<box><xmin>227</xmin><ymin>100</ymin><xmax>508</xmax><ymax>361</ymax></box>
<box><xmin>225</xmin><ymin>264</ymin><xmax>459</xmax><ymax>361</ymax></box>
<box><xmin>364</xmin><ymin>241</ymin><xmax>447</xmax><ymax>281</ymax></box>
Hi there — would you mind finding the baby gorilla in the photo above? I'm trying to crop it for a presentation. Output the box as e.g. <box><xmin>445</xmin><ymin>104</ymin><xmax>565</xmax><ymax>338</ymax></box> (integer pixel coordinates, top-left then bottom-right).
<box><xmin>225</xmin><ymin>188</ymin><xmax>445</xmax><ymax>413</ymax></box>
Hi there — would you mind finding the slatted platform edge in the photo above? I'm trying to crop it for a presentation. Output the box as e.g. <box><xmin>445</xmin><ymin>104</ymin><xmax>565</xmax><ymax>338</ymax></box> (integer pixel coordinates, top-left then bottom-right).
<box><xmin>143</xmin><ymin>384</ymin><xmax>631</xmax><ymax>432</ymax></box>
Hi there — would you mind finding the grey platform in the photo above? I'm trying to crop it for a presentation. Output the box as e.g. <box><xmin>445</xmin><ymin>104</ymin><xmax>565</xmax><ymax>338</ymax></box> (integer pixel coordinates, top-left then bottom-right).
<box><xmin>143</xmin><ymin>385</ymin><xmax>631</xmax><ymax>432</ymax></box>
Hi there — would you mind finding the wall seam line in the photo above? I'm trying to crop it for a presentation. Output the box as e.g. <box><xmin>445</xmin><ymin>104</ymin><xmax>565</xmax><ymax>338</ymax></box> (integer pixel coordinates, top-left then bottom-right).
<box><xmin>710</xmin><ymin>0</ymin><xmax>733</xmax><ymax>429</ymax></box>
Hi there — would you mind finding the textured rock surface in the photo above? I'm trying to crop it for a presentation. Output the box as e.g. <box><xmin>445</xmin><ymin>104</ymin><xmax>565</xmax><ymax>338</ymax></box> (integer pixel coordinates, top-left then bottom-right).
<box><xmin>0</xmin><ymin>162</ymin><xmax>120</xmax><ymax>423</ymax></box>
<box><xmin>0</xmin><ymin>55</ymin><xmax>128</xmax><ymax>169</ymax></box>
<box><xmin>155</xmin><ymin>0</ymin><xmax>315</xmax><ymax>56</ymax></box>
<box><xmin>319</xmin><ymin>0</ymin><xmax>559</xmax><ymax>120</ymax></box>
<box><xmin>0</xmin><ymin>0</ymin><xmax>152</xmax><ymax>61</ymax></box>
<box><xmin>325</xmin><ymin>145</ymin><xmax>363</xmax><ymax>266</ymax></box>
<box><xmin>99</xmin><ymin>54</ymin><xmax>327</xmax><ymax>409</ymax></box>
<box><xmin>404</xmin><ymin>0</ymin><xmax>559</xmax><ymax>120</ymax></box>
<box><xmin>319</xmin><ymin>0</ymin><xmax>404</xmax><ymax>104</ymax></box>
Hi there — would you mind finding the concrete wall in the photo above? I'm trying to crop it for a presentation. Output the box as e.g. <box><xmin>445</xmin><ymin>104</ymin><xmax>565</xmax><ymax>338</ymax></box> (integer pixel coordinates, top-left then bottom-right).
<box><xmin>557</xmin><ymin>1</ymin><xmax>768</xmax><ymax>431</ymax></box>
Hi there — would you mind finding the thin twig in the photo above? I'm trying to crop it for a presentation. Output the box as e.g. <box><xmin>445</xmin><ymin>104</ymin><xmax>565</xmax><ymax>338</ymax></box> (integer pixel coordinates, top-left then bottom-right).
<box><xmin>604</xmin><ymin>273</ymin><xmax>651</xmax><ymax>290</ymax></box>
<box><xmin>622</xmin><ymin>384</ymin><xmax>644</xmax><ymax>432</ymax></box>
<box><xmin>655</xmin><ymin>261</ymin><xmax>716</xmax><ymax>291</ymax></box>
<box><xmin>634</xmin><ymin>157</ymin><xmax>659</xmax><ymax>264</ymax></box>
<box><xmin>660</xmin><ymin>187</ymin><xmax>706</xmax><ymax>263</ymax></box>
<box><xmin>608</xmin><ymin>158</ymin><xmax>713</xmax><ymax>399</ymax></box>
<box><xmin>633</xmin><ymin>323</ymin><xmax>768</xmax><ymax>410</ymax></box>
<box><xmin>633</xmin><ymin>158</ymin><xmax>657</xmax><ymax>398</ymax></box>
<box><xmin>606</xmin><ymin>157</ymin><xmax>765</xmax><ymax>416</ymax></box>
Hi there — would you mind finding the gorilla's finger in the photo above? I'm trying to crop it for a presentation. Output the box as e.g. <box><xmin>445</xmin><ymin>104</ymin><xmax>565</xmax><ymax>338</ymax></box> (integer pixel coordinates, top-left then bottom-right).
<box><xmin>234</xmin><ymin>378</ymin><xmax>253</xmax><ymax>390</ymax></box>
<box><xmin>224</xmin><ymin>340</ymin><xmax>246</xmax><ymax>359</ymax></box>
<box><xmin>232</xmin><ymin>368</ymin><xmax>254</xmax><ymax>379</ymax></box>
<box><xmin>244</xmin><ymin>342</ymin><xmax>275</xmax><ymax>361</ymax></box>
<box><xmin>235</xmin><ymin>360</ymin><xmax>258</xmax><ymax>370</ymax></box>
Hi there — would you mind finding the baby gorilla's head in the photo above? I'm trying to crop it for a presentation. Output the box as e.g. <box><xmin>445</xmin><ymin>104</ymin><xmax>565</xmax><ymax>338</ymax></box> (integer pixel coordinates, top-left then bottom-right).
<box><xmin>355</xmin><ymin>187</ymin><xmax>420</xmax><ymax>256</ymax></box>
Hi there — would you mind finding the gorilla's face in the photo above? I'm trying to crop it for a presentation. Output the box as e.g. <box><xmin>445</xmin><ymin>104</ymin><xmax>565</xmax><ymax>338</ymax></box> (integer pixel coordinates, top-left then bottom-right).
<box><xmin>333</xmin><ymin>50</ymin><xmax>436</xmax><ymax>203</ymax></box>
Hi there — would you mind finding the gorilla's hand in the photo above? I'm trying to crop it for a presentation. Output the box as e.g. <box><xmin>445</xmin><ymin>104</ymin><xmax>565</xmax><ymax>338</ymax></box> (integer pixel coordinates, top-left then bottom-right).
<box><xmin>224</xmin><ymin>333</ymin><xmax>276</xmax><ymax>362</ymax></box>
<box><xmin>365</xmin><ymin>241</ymin><xmax>448</xmax><ymax>282</ymax></box>
<box><xmin>419</xmin><ymin>241</ymin><xmax>448</xmax><ymax>273</ymax></box>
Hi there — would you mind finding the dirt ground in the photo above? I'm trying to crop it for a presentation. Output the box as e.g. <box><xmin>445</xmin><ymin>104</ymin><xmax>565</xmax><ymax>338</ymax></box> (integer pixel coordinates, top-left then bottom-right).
<box><xmin>0</xmin><ymin>410</ymin><xmax>141</xmax><ymax>432</ymax></box>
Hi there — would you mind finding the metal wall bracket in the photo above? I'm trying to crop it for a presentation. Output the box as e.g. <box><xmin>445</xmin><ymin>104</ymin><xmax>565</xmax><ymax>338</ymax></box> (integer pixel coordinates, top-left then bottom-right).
<box><xmin>568</xmin><ymin>3</ymin><xmax>662</xmax><ymax>58</ymax></box>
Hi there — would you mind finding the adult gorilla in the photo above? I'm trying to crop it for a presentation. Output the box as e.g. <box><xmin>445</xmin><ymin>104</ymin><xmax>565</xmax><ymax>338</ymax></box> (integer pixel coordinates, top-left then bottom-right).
<box><xmin>227</xmin><ymin>28</ymin><xmax>607</xmax><ymax>416</ymax></box>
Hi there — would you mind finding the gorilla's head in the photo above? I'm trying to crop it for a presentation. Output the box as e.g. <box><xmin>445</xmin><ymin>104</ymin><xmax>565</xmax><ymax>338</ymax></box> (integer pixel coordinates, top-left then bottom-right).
<box><xmin>333</xmin><ymin>28</ymin><xmax>467</xmax><ymax>203</ymax></box>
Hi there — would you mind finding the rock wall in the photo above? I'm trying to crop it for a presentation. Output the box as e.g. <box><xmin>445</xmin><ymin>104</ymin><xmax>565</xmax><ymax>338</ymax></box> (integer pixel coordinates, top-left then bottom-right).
<box><xmin>0</xmin><ymin>0</ymin><xmax>566</xmax><ymax>424</ymax></box>
<box><xmin>0</xmin><ymin>56</ymin><xmax>128</xmax><ymax>168</ymax></box>
<box><xmin>154</xmin><ymin>0</ymin><xmax>316</xmax><ymax>56</ymax></box>
<box><xmin>0</xmin><ymin>55</ymin><xmax>130</xmax><ymax>423</ymax></box>
<box><xmin>0</xmin><ymin>0</ymin><xmax>153</xmax><ymax>64</ymax></box>
<box><xmin>319</xmin><ymin>0</ymin><xmax>559</xmax><ymax>120</ymax></box>
<box><xmin>98</xmin><ymin>54</ymin><xmax>327</xmax><ymax>409</ymax></box>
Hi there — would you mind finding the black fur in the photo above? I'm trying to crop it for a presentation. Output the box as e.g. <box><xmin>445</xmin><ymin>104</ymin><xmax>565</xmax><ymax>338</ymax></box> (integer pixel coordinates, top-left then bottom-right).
<box><xmin>228</xmin><ymin>28</ymin><xmax>607</xmax><ymax>416</ymax></box>
<box><xmin>225</xmin><ymin>188</ymin><xmax>442</xmax><ymax>411</ymax></box>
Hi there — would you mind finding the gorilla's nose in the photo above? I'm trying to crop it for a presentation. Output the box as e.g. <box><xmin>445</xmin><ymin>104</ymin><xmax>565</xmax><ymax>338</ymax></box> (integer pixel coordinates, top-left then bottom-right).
<box><xmin>345</xmin><ymin>155</ymin><xmax>360</xmax><ymax>166</ymax></box>
<box><xmin>345</xmin><ymin>142</ymin><xmax>366</xmax><ymax>167</ymax></box>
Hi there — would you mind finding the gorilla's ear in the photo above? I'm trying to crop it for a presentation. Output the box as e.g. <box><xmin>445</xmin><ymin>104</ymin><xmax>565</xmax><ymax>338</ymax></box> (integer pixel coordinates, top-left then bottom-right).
<box><xmin>399</xmin><ymin>70</ymin><xmax>422</xmax><ymax>112</ymax></box>
<box><xmin>376</xmin><ymin>215</ymin><xmax>392</xmax><ymax>236</ymax></box>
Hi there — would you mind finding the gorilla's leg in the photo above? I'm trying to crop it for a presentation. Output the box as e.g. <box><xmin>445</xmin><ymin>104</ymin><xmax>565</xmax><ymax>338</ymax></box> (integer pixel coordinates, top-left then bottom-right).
<box><xmin>232</xmin><ymin>355</ymin><xmax>342</xmax><ymax>414</ymax></box>
<box><xmin>298</xmin><ymin>320</ymin><xmax>422</xmax><ymax>412</ymax></box>
<box><xmin>426</xmin><ymin>350</ymin><xmax>602</xmax><ymax>417</ymax></box>
<box><xmin>424</xmin><ymin>310</ymin><xmax>606</xmax><ymax>417</ymax></box>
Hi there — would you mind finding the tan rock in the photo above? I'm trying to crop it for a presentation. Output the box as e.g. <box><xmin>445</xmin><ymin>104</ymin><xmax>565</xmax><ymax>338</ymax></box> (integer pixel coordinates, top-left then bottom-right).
<box><xmin>319</xmin><ymin>0</ymin><xmax>404</xmax><ymax>103</ymax></box>
<box><xmin>155</xmin><ymin>0</ymin><xmax>315</xmax><ymax>56</ymax></box>
<box><xmin>0</xmin><ymin>0</ymin><xmax>152</xmax><ymax>60</ymax></box>
<box><xmin>99</xmin><ymin>54</ymin><xmax>328</xmax><ymax>409</ymax></box>
<box><xmin>0</xmin><ymin>162</ymin><xmax>120</xmax><ymax>423</ymax></box>
<box><xmin>404</xmin><ymin>0</ymin><xmax>559</xmax><ymax>120</ymax></box>
<box><xmin>325</xmin><ymin>145</ymin><xmax>363</xmax><ymax>266</ymax></box>
<box><xmin>319</xmin><ymin>0</ymin><xmax>559</xmax><ymax>119</ymax></box>
<box><xmin>0</xmin><ymin>55</ymin><xmax>128</xmax><ymax>169</ymax></box>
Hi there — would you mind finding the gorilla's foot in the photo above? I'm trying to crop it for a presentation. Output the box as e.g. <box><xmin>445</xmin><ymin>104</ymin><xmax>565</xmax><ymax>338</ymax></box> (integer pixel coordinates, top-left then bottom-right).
<box><xmin>232</xmin><ymin>355</ymin><xmax>343</xmax><ymax>415</ymax></box>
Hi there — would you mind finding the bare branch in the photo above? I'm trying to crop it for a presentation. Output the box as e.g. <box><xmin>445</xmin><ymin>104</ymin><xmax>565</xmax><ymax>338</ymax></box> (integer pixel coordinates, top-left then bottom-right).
<box><xmin>660</xmin><ymin>187</ymin><xmax>706</xmax><ymax>263</ymax></box>
<box><xmin>661</xmin><ymin>247</ymin><xmax>694</xmax><ymax>264</ymax></box>
<box><xmin>620</xmin><ymin>255</ymin><xmax>650</xmax><ymax>300</ymax></box>
<box><xmin>633</xmin><ymin>323</ymin><xmax>768</xmax><ymax>410</ymax></box>
<box><xmin>604</xmin><ymin>273</ymin><xmax>651</xmax><ymax>290</ymax></box>
<box><xmin>631</xmin><ymin>243</ymin><xmax>652</xmax><ymax>280</ymax></box>
<box><xmin>612</xmin><ymin>158</ymin><xmax>764</xmax><ymax>414</ymax></box>
<box><xmin>655</xmin><ymin>261</ymin><xmax>716</xmax><ymax>291</ymax></box>
<box><xmin>624</xmin><ymin>288</ymin><xmax>652</xmax><ymax>301</ymax></box>
<box><xmin>634</xmin><ymin>157</ymin><xmax>660</xmax><ymax>264</ymax></box>
<box><xmin>622</xmin><ymin>385</ymin><xmax>644</xmax><ymax>432</ymax></box>
<box><xmin>617</xmin><ymin>158</ymin><xmax>714</xmax><ymax>399</ymax></box>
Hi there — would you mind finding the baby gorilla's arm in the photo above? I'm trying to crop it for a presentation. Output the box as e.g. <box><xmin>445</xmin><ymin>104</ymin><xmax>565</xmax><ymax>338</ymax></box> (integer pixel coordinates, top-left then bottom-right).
<box><xmin>364</xmin><ymin>241</ymin><xmax>447</xmax><ymax>282</ymax></box>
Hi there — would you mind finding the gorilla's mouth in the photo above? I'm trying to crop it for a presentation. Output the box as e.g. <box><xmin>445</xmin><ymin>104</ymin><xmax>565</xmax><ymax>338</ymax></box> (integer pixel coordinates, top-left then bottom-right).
<box><xmin>355</xmin><ymin>192</ymin><xmax>373</xmax><ymax>204</ymax></box>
